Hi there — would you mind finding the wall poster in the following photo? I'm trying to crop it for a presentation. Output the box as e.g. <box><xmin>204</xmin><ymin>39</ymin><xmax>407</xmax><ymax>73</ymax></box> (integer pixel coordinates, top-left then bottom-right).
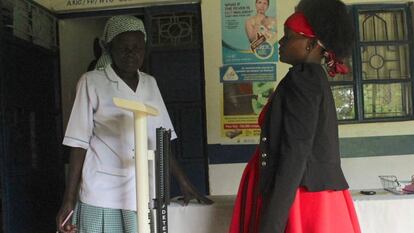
<box><xmin>222</xmin><ymin>0</ymin><xmax>277</xmax><ymax>64</ymax></box>
<box><xmin>221</xmin><ymin>0</ymin><xmax>277</xmax><ymax>144</ymax></box>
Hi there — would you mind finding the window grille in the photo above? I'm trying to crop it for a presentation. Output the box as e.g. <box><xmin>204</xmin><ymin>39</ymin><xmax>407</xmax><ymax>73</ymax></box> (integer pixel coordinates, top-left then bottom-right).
<box><xmin>150</xmin><ymin>12</ymin><xmax>197</xmax><ymax>47</ymax></box>
<box><xmin>330</xmin><ymin>4</ymin><xmax>414</xmax><ymax>122</ymax></box>
<box><xmin>1</xmin><ymin>0</ymin><xmax>57</xmax><ymax>49</ymax></box>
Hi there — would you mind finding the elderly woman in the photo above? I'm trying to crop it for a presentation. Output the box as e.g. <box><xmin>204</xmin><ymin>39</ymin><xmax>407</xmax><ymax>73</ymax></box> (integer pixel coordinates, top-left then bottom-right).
<box><xmin>56</xmin><ymin>15</ymin><xmax>211</xmax><ymax>233</ymax></box>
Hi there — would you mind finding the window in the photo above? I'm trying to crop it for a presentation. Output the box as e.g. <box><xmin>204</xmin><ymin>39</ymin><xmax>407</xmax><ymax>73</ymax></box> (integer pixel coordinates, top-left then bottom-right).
<box><xmin>150</xmin><ymin>12</ymin><xmax>198</xmax><ymax>47</ymax></box>
<box><xmin>330</xmin><ymin>3</ymin><xmax>414</xmax><ymax>122</ymax></box>
<box><xmin>1</xmin><ymin>0</ymin><xmax>57</xmax><ymax>49</ymax></box>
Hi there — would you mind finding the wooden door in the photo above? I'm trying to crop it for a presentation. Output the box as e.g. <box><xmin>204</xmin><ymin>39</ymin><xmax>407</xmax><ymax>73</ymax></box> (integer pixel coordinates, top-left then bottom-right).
<box><xmin>145</xmin><ymin>4</ymin><xmax>209</xmax><ymax>195</ymax></box>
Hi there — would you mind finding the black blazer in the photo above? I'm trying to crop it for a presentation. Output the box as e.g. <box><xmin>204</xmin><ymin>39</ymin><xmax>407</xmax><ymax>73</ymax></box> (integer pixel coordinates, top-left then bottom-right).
<box><xmin>258</xmin><ymin>63</ymin><xmax>349</xmax><ymax>233</ymax></box>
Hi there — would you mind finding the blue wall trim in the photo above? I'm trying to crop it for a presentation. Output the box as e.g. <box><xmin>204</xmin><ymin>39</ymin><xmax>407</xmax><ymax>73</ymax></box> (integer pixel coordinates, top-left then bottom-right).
<box><xmin>340</xmin><ymin>135</ymin><xmax>414</xmax><ymax>158</ymax></box>
<box><xmin>208</xmin><ymin>135</ymin><xmax>414</xmax><ymax>164</ymax></box>
<box><xmin>208</xmin><ymin>144</ymin><xmax>256</xmax><ymax>164</ymax></box>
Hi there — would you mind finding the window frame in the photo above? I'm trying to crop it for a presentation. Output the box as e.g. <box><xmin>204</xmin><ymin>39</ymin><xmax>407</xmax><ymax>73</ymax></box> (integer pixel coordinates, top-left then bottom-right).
<box><xmin>332</xmin><ymin>3</ymin><xmax>414</xmax><ymax>124</ymax></box>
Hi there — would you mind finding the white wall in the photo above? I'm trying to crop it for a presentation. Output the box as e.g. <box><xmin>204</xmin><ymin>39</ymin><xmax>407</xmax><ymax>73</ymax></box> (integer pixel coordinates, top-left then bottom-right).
<box><xmin>210</xmin><ymin>155</ymin><xmax>414</xmax><ymax>195</ymax></box>
<box><xmin>202</xmin><ymin>0</ymin><xmax>414</xmax><ymax>195</ymax></box>
<box><xmin>33</xmin><ymin>0</ymin><xmax>50</xmax><ymax>7</ymax></box>
<box><xmin>59</xmin><ymin>17</ymin><xmax>108</xmax><ymax>129</ymax></box>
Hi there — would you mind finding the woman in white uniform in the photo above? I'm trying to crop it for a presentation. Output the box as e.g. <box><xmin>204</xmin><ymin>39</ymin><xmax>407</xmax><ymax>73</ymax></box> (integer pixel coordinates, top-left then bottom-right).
<box><xmin>56</xmin><ymin>15</ymin><xmax>211</xmax><ymax>233</ymax></box>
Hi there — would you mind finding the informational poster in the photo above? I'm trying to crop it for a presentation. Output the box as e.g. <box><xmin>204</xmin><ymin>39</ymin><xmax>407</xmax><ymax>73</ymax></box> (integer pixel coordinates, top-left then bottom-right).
<box><xmin>220</xmin><ymin>63</ymin><xmax>276</xmax><ymax>82</ymax></box>
<box><xmin>220</xmin><ymin>0</ymin><xmax>278</xmax><ymax>144</ymax></box>
<box><xmin>221</xmin><ymin>0</ymin><xmax>277</xmax><ymax>144</ymax></box>
<box><xmin>221</xmin><ymin>0</ymin><xmax>277</xmax><ymax>64</ymax></box>
<box><xmin>221</xmin><ymin>80</ymin><xmax>275</xmax><ymax>143</ymax></box>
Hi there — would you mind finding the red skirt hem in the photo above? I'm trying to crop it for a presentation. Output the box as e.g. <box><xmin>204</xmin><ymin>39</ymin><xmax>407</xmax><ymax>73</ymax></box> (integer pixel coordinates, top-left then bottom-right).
<box><xmin>285</xmin><ymin>187</ymin><xmax>361</xmax><ymax>233</ymax></box>
<box><xmin>229</xmin><ymin>151</ymin><xmax>361</xmax><ymax>233</ymax></box>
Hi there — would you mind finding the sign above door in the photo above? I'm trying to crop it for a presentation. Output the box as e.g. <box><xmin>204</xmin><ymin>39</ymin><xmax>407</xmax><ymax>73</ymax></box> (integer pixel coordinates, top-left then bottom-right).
<box><xmin>34</xmin><ymin>0</ymin><xmax>200</xmax><ymax>13</ymax></box>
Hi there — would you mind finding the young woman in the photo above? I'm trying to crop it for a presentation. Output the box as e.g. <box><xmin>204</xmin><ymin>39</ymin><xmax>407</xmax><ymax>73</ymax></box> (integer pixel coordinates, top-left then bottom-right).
<box><xmin>56</xmin><ymin>15</ymin><xmax>211</xmax><ymax>233</ymax></box>
<box><xmin>230</xmin><ymin>0</ymin><xmax>361</xmax><ymax>232</ymax></box>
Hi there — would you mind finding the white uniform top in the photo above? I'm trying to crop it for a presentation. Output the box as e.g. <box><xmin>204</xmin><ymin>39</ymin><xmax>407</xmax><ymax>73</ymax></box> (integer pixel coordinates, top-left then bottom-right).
<box><xmin>63</xmin><ymin>65</ymin><xmax>176</xmax><ymax>211</ymax></box>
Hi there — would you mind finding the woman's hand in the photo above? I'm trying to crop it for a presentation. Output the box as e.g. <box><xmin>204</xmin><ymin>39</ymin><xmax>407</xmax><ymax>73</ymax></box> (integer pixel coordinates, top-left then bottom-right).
<box><xmin>56</xmin><ymin>201</ymin><xmax>77</xmax><ymax>233</ymax></box>
<box><xmin>176</xmin><ymin>175</ymin><xmax>214</xmax><ymax>206</ymax></box>
<box><xmin>170</xmin><ymin>150</ymin><xmax>214</xmax><ymax>206</ymax></box>
<box><xmin>56</xmin><ymin>148</ymin><xmax>86</xmax><ymax>233</ymax></box>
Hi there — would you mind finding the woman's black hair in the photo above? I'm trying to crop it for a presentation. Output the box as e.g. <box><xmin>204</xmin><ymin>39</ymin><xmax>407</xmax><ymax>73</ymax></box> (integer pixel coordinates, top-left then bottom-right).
<box><xmin>296</xmin><ymin>0</ymin><xmax>354</xmax><ymax>59</ymax></box>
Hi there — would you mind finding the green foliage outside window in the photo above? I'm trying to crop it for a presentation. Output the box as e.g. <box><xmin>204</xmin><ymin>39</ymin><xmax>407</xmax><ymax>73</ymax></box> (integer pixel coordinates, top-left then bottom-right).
<box><xmin>330</xmin><ymin>4</ymin><xmax>414</xmax><ymax>122</ymax></box>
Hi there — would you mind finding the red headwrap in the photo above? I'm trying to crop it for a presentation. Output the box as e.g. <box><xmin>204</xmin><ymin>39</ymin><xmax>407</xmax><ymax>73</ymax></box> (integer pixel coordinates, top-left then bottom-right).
<box><xmin>284</xmin><ymin>12</ymin><xmax>317</xmax><ymax>38</ymax></box>
<box><xmin>284</xmin><ymin>12</ymin><xmax>349</xmax><ymax>77</ymax></box>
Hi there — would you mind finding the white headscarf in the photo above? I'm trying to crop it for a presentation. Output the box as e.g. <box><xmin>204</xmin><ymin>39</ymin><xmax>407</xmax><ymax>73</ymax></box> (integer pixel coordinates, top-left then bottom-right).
<box><xmin>95</xmin><ymin>15</ymin><xmax>147</xmax><ymax>70</ymax></box>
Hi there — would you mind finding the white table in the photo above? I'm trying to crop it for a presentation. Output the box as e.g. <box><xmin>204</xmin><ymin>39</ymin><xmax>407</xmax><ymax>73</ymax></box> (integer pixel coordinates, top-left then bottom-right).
<box><xmin>168</xmin><ymin>191</ymin><xmax>414</xmax><ymax>233</ymax></box>
<box><xmin>352</xmin><ymin>189</ymin><xmax>414</xmax><ymax>233</ymax></box>
<box><xmin>168</xmin><ymin>196</ymin><xmax>234</xmax><ymax>233</ymax></box>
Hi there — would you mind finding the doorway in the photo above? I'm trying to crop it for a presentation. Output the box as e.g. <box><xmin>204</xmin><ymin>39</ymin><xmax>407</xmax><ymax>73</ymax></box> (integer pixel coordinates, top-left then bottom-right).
<box><xmin>59</xmin><ymin>3</ymin><xmax>209</xmax><ymax>196</ymax></box>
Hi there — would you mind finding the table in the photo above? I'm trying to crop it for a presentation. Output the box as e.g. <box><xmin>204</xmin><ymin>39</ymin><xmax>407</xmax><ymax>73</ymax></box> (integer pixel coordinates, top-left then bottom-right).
<box><xmin>168</xmin><ymin>196</ymin><xmax>234</xmax><ymax>233</ymax></box>
<box><xmin>352</xmin><ymin>189</ymin><xmax>414</xmax><ymax>233</ymax></box>
<box><xmin>168</xmin><ymin>191</ymin><xmax>414</xmax><ymax>233</ymax></box>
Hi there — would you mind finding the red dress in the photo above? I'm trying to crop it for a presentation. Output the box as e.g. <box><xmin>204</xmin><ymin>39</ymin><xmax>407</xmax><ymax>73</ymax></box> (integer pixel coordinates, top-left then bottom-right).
<box><xmin>229</xmin><ymin>103</ymin><xmax>361</xmax><ymax>233</ymax></box>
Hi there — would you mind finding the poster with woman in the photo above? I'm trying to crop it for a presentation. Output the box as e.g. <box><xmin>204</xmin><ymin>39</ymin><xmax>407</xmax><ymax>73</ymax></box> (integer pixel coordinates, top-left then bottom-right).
<box><xmin>221</xmin><ymin>0</ymin><xmax>277</xmax><ymax>144</ymax></box>
<box><xmin>222</xmin><ymin>0</ymin><xmax>277</xmax><ymax>64</ymax></box>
